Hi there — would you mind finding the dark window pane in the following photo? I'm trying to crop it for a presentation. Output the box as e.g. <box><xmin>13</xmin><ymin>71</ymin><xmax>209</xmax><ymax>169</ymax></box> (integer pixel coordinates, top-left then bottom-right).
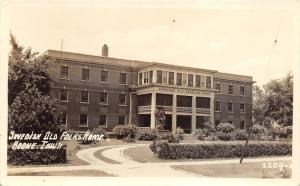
<box><xmin>240</xmin><ymin>121</ymin><xmax>245</xmax><ymax>130</ymax></box>
<box><xmin>206</xmin><ymin>76</ymin><xmax>211</xmax><ymax>89</ymax></box>
<box><xmin>100</xmin><ymin>92</ymin><xmax>108</xmax><ymax>104</ymax></box>
<box><xmin>195</xmin><ymin>75</ymin><xmax>201</xmax><ymax>87</ymax></box>
<box><xmin>80</xmin><ymin>114</ymin><xmax>88</xmax><ymax>125</ymax></box>
<box><xmin>81</xmin><ymin>91</ymin><xmax>89</xmax><ymax>103</ymax></box>
<box><xmin>240</xmin><ymin>86</ymin><xmax>245</xmax><ymax>96</ymax></box>
<box><xmin>228</xmin><ymin>85</ymin><xmax>233</xmax><ymax>94</ymax></box>
<box><xmin>60</xmin><ymin>89</ymin><xmax>68</xmax><ymax>101</ymax></box>
<box><xmin>188</xmin><ymin>74</ymin><xmax>193</xmax><ymax>87</ymax></box>
<box><xmin>177</xmin><ymin>73</ymin><xmax>182</xmax><ymax>86</ymax></box>
<box><xmin>240</xmin><ymin>103</ymin><xmax>245</xmax><ymax>112</ymax></box>
<box><xmin>196</xmin><ymin>97</ymin><xmax>210</xmax><ymax>108</ymax></box>
<box><xmin>139</xmin><ymin>73</ymin><xmax>142</xmax><ymax>85</ymax></box>
<box><xmin>228</xmin><ymin>102</ymin><xmax>233</xmax><ymax>112</ymax></box>
<box><xmin>149</xmin><ymin>71</ymin><xmax>153</xmax><ymax>83</ymax></box>
<box><xmin>215</xmin><ymin>83</ymin><xmax>220</xmax><ymax>93</ymax></box>
<box><xmin>82</xmin><ymin>69</ymin><xmax>89</xmax><ymax>81</ymax></box>
<box><xmin>99</xmin><ymin>115</ymin><xmax>107</xmax><ymax>126</ymax></box>
<box><xmin>120</xmin><ymin>73</ymin><xmax>127</xmax><ymax>84</ymax></box>
<box><xmin>177</xmin><ymin>95</ymin><xmax>192</xmax><ymax>107</ymax></box>
<box><xmin>119</xmin><ymin>94</ymin><xmax>126</xmax><ymax>105</ymax></box>
<box><xmin>157</xmin><ymin>70</ymin><xmax>162</xmax><ymax>83</ymax></box>
<box><xmin>60</xmin><ymin>112</ymin><xmax>67</xmax><ymax>125</ymax></box>
<box><xmin>101</xmin><ymin>70</ymin><xmax>108</xmax><ymax>82</ymax></box>
<box><xmin>119</xmin><ymin>116</ymin><xmax>125</xmax><ymax>125</ymax></box>
<box><xmin>215</xmin><ymin>101</ymin><xmax>221</xmax><ymax>111</ymax></box>
<box><xmin>169</xmin><ymin>72</ymin><xmax>174</xmax><ymax>85</ymax></box>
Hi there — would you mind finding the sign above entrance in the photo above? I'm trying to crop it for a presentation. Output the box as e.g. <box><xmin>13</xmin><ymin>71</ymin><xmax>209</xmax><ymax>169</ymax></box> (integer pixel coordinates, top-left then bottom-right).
<box><xmin>158</xmin><ymin>86</ymin><xmax>211</xmax><ymax>96</ymax></box>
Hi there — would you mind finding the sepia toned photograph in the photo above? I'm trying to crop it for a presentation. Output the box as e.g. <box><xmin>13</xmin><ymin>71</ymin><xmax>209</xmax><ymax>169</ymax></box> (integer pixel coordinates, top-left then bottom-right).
<box><xmin>1</xmin><ymin>0</ymin><xmax>299</xmax><ymax>185</ymax></box>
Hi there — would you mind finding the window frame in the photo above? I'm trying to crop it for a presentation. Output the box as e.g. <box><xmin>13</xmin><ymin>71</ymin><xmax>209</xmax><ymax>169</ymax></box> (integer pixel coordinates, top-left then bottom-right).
<box><xmin>215</xmin><ymin>83</ymin><xmax>221</xmax><ymax>93</ymax></box>
<box><xmin>119</xmin><ymin>93</ymin><xmax>127</xmax><ymax>105</ymax></box>
<box><xmin>168</xmin><ymin>72</ymin><xmax>174</xmax><ymax>85</ymax></box>
<box><xmin>60</xmin><ymin>89</ymin><xmax>68</xmax><ymax>102</ymax></box>
<box><xmin>188</xmin><ymin>74</ymin><xmax>193</xmax><ymax>87</ymax></box>
<box><xmin>79</xmin><ymin>114</ymin><xmax>88</xmax><ymax>126</ymax></box>
<box><xmin>81</xmin><ymin>68</ymin><xmax>90</xmax><ymax>81</ymax></box>
<box><xmin>215</xmin><ymin>101</ymin><xmax>221</xmax><ymax>112</ymax></box>
<box><xmin>240</xmin><ymin>121</ymin><xmax>245</xmax><ymax>130</ymax></box>
<box><xmin>99</xmin><ymin>115</ymin><xmax>107</xmax><ymax>127</ymax></box>
<box><xmin>120</xmin><ymin>72</ymin><xmax>127</xmax><ymax>85</ymax></box>
<box><xmin>240</xmin><ymin>86</ymin><xmax>245</xmax><ymax>96</ymax></box>
<box><xmin>80</xmin><ymin>91</ymin><xmax>89</xmax><ymax>103</ymax></box>
<box><xmin>100</xmin><ymin>92</ymin><xmax>108</xmax><ymax>105</ymax></box>
<box><xmin>240</xmin><ymin>103</ymin><xmax>245</xmax><ymax>113</ymax></box>
<box><xmin>228</xmin><ymin>102</ymin><xmax>233</xmax><ymax>112</ymax></box>
<box><xmin>177</xmin><ymin>73</ymin><xmax>182</xmax><ymax>86</ymax></box>
<box><xmin>60</xmin><ymin>66</ymin><xmax>69</xmax><ymax>79</ymax></box>
<box><xmin>228</xmin><ymin>84</ymin><xmax>233</xmax><ymax>95</ymax></box>
<box><xmin>118</xmin><ymin>115</ymin><xmax>126</xmax><ymax>125</ymax></box>
<box><xmin>100</xmin><ymin>70</ymin><xmax>108</xmax><ymax>83</ymax></box>
<box><xmin>156</xmin><ymin>70</ymin><xmax>162</xmax><ymax>84</ymax></box>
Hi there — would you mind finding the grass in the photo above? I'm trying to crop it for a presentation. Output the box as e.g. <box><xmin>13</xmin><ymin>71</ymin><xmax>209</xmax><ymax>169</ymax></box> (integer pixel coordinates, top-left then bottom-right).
<box><xmin>8</xmin><ymin>170</ymin><xmax>116</xmax><ymax>176</ymax></box>
<box><xmin>171</xmin><ymin>160</ymin><xmax>292</xmax><ymax>178</ymax></box>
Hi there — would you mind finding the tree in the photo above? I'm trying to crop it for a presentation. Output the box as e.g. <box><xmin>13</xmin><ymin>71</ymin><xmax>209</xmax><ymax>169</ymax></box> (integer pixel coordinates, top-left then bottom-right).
<box><xmin>263</xmin><ymin>73</ymin><xmax>293</xmax><ymax>126</ymax></box>
<box><xmin>251</xmin><ymin>124</ymin><xmax>267</xmax><ymax>142</ymax></box>
<box><xmin>155</xmin><ymin>107</ymin><xmax>166</xmax><ymax>134</ymax></box>
<box><xmin>252</xmin><ymin>85</ymin><xmax>267</xmax><ymax>126</ymax></box>
<box><xmin>8</xmin><ymin>34</ymin><xmax>62</xmax><ymax>140</ymax></box>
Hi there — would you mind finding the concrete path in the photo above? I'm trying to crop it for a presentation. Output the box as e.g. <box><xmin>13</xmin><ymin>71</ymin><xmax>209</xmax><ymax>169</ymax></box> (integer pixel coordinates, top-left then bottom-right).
<box><xmin>7</xmin><ymin>144</ymin><xmax>292</xmax><ymax>177</ymax></box>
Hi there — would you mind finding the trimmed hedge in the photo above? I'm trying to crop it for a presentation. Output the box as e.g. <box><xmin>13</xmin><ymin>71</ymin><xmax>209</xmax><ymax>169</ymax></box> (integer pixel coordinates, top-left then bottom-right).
<box><xmin>155</xmin><ymin>142</ymin><xmax>292</xmax><ymax>160</ymax></box>
<box><xmin>8</xmin><ymin>146</ymin><xmax>67</xmax><ymax>165</ymax></box>
<box><xmin>112</xmin><ymin>124</ymin><xmax>138</xmax><ymax>139</ymax></box>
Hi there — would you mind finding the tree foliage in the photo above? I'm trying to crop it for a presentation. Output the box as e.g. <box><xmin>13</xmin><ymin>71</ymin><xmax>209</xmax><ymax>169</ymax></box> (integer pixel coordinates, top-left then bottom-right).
<box><xmin>8</xmin><ymin>34</ymin><xmax>61</xmax><ymax>137</ymax></box>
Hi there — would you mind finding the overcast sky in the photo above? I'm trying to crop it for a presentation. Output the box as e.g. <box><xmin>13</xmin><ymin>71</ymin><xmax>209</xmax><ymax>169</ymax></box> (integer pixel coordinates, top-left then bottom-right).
<box><xmin>4</xmin><ymin>0</ymin><xmax>299</xmax><ymax>86</ymax></box>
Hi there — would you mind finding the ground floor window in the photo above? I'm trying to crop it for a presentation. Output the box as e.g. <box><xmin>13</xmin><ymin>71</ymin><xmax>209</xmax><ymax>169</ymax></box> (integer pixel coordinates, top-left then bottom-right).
<box><xmin>119</xmin><ymin>116</ymin><xmax>125</xmax><ymax>125</ymax></box>
<box><xmin>240</xmin><ymin>121</ymin><xmax>245</xmax><ymax>130</ymax></box>
<box><xmin>99</xmin><ymin>115</ymin><xmax>107</xmax><ymax>126</ymax></box>
<box><xmin>80</xmin><ymin>114</ymin><xmax>88</xmax><ymax>126</ymax></box>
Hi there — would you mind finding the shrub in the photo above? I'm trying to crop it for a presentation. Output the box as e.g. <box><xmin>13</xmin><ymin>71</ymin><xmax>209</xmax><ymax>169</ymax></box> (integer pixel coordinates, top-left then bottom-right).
<box><xmin>216</xmin><ymin>123</ymin><xmax>235</xmax><ymax>143</ymax></box>
<box><xmin>203</xmin><ymin>121</ymin><xmax>216</xmax><ymax>136</ymax></box>
<box><xmin>7</xmin><ymin>146</ymin><xmax>67</xmax><ymax>165</ymax></box>
<box><xmin>112</xmin><ymin>124</ymin><xmax>138</xmax><ymax>139</ymax></box>
<box><xmin>235</xmin><ymin>130</ymin><xmax>248</xmax><ymax>140</ymax></box>
<box><xmin>155</xmin><ymin>142</ymin><xmax>292</xmax><ymax>160</ymax></box>
<box><xmin>217</xmin><ymin>132</ymin><xmax>235</xmax><ymax>142</ymax></box>
<box><xmin>149</xmin><ymin>139</ymin><xmax>169</xmax><ymax>154</ymax></box>
<box><xmin>252</xmin><ymin>124</ymin><xmax>267</xmax><ymax>142</ymax></box>
<box><xmin>160</xmin><ymin>132</ymin><xmax>180</xmax><ymax>143</ymax></box>
<box><xmin>279</xmin><ymin>126</ymin><xmax>293</xmax><ymax>138</ymax></box>
<box><xmin>174</xmin><ymin>127</ymin><xmax>184</xmax><ymax>141</ymax></box>
<box><xmin>193</xmin><ymin>129</ymin><xmax>205</xmax><ymax>140</ymax></box>
<box><xmin>204</xmin><ymin>133</ymin><xmax>219</xmax><ymax>141</ymax></box>
<box><xmin>137</xmin><ymin>130</ymin><xmax>158</xmax><ymax>141</ymax></box>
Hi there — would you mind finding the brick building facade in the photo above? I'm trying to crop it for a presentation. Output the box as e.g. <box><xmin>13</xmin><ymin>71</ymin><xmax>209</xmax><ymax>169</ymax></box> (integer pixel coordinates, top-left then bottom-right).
<box><xmin>44</xmin><ymin>45</ymin><xmax>253</xmax><ymax>133</ymax></box>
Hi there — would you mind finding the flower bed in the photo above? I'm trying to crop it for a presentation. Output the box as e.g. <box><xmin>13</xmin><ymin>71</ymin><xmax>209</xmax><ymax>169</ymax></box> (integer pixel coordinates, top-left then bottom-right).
<box><xmin>155</xmin><ymin>142</ymin><xmax>292</xmax><ymax>160</ymax></box>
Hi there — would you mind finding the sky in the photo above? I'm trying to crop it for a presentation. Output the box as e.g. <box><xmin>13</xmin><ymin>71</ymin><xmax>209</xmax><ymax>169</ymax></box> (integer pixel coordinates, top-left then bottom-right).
<box><xmin>3</xmin><ymin>0</ymin><xmax>299</xmax><ymax>86</ymax></box>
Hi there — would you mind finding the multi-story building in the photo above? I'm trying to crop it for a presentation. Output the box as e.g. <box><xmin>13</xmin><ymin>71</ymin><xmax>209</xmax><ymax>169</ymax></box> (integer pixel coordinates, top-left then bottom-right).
<box><xmin>44</xmin><ymin>45</ymin><xmax>253</xmax><ymax>133</ymax></box>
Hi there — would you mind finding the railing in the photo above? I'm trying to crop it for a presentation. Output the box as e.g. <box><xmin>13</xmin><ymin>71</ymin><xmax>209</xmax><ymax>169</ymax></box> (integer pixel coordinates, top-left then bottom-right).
<box><xmin>157</xmin><ymin>105</ymin><xmax>172</xmax><ymax>112</ymax></box>
<box><xmin>177</xmin><ymin>107</ymin><xmax>192</xmax><ymax>114</ymax></box>
<box><xmin>137</xmin><ymin>127</ymin><xmax>151</xmax><ymax>131</ymax></box>
<box><xmin>196</xmin><ymin>108</ymin><xmax>210</xmax><ymax>114</ymax></box>
<box><xmin>138</xmin><ymin>105</ymin><xmax>151</xmax><ymax>113</ymax></box>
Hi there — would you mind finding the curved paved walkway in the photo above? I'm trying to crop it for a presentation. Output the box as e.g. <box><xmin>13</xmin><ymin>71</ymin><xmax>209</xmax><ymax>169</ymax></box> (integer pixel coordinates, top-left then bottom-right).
<box><xmin>8</xmin><ymin>144</ymin><xmax>292</xmax><ymax>177</ymax></box>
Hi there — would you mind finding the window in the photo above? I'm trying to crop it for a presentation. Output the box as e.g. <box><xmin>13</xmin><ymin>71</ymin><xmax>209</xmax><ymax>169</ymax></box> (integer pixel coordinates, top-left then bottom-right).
<box><xmin>188</xmin><ymin>74</ymin><xmax>193</xmax><ymax>87</ymax></box>
<box><xmin>99</xmin><ymin>115</ymin><xmax>107</xmax><ymax>126</ymax></box>
<box><xmin>215</xmin><ymin>120</ymin><xmax>221</xmax><ymax>126</ymax></box>
<box><xmin>60</xmin><ymin>112</ymin><xmax>67</xmax><ymax>125</ymax></box>
<box><xmin>228</xmin><ymin>102</ymin><xmax>233</xmax><ymax>112</ymax></box>
<box><xmin>240</xmin><ymin>103</ymin><xmax>245</xmax><ymax>113</ymax></box>
<box><xmin>149</xmin><ymin>70</ymin><xmax>153</xmax><ymax>83</ymax></box>
<box><xmin>143</xmin><ymin>71</ymin><xmax>149</xmax><ymax>84</ymax></box>
<box><xmin>206</xmin><ymin>76</ymin><xmax>211</xmax><ymax>89</ymax></box>
<box><xmin>162</xmin><ymin>71</ymin><xmax>168</xmax><ymax>84</ymax></box>
<box><xmin>80</xmin><ymin>91</ymin><xmax>89</xmax><ymax>103</ymax></box>
<box><xmin>80</xmin><ymin>114</ymin><xmax>88</xmax><ymax>126</ymax></box>
<box><xmin>182</xmin><ymin>73</ymin><xmax>187</xmax><ymax>86</ymax></box>
<box><xmin>177</xmin><ymin>73</ymin><xmax>182</xmax><ymax>86</ymax></box>
<box><xmin>101</xmin><ymin>70</ymin><xmax>108</xmax><ymax>82</ymax></box>
<box><xmin>169</xmin><ymin>72</ymin><xmax>174</xmax><ymax>85</ymax></box>
<box><xmin>100</xmin><ymin>92</ymin><xmax>108</xmax><ymax>104</ymax></box>
<box><xmin>195</xmin><ymin>75</ymin><xmax>201</xmax><ymax>87</ymax></box>
<box><xmin>157</xmin><ymin>70</ymin><xmax>162</xmax><ymax>83</ymax></box>
<box><xmin>228</xmin><ymin>85</ymin><xmax>233</xmax><ymax>94</ymax></box>
<box><xmin>120</xmin><ymin>73</ymin><xmax>127</xmax><ymax>84</ymax></box>
<box><xmin>60</xmin><ymin>89</ymin><xmax>68</xmax><ymax>102</ymax></box>
<box><xmin>60</xmin><ymin>66</ymin><xmax>69</xmax><ymax>79</ymax></box>
<box><xmin>201</xmin><ymin>76</ymin><xmax>205</xmax><ymax>87</ymax></box>
<box><xmin>119</xmin><ymin>94</ymin><xmax>126</xmax><ymax>105</ymax></box>
<box><xmin>119</xmin><ymin>116</ymin><xmax>125</xmax><ymax>125</ymax></box>
<box><xmin>139</xmin><ymin>73</ymin><xmax>142</xmax><ymax>85</ymax></box>
<box><xmin>215</xmin><ymin>101</ymin><xmax>221</xmax><ymax>112</ymax></box>
<box><xmin>215</xmin><ymin>83</ymin><xmax>221</xmax><ymax>93</ymax></box>
<box><xmin>228</xmin><ymin>120</ymin><xmax>233</xmax><ymax>124</ymax></box>
<box><xmin>240</xmin><ymin>86</ymin><xmax>245</xmax><ymax>96</ymax></box>
<box><xmin>240</xmin><ymin>121</ymin><xmax>245</xmax><ymax>130</ymax></box>
<box><xmin>82</xmin><ymin>68</ymin><xmax>89</xmax><ymax>81</ymax></box>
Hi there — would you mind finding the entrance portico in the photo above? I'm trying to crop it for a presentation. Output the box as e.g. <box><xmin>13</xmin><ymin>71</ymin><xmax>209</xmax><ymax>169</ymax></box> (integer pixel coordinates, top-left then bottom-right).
<box><xmin>137</xmin><ymin>85</ymin><xmax>216</xmax><ymax>133</ymax></box>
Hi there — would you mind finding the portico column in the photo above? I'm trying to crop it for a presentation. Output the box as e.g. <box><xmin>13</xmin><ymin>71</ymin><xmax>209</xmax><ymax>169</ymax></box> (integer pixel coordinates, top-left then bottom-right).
<box><xmin>210</xmin><ymin>94</ymin><xmax>215</xmax><ymax>124</ymax></box>
<box><xmin>172</xmin><ymin>94</ymin><xmax>177</xmax><ymax>131</ymax></box>
<box><xmin>150</xmin><ymin>92</ymin><xmax>156</xmax><ymax>129</ymax></box>
<box><xmin>192</xmin><ymin>96</ymin><xmax>196</xmax><ymax>132</ymax></box>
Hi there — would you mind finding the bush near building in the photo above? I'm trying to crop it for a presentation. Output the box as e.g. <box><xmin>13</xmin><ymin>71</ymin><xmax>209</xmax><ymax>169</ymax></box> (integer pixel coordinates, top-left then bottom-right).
<box><xmin>234</xmin><ymin>130</ymin><xmax>248</xmax><ymax>140</ymax></box>
<box><xmin>216</xmin><ymin>123</ymin><xmax>236</xmax><ymax>143</ymax></box>
<box><xmin>153</xmin><ymin>142</ymin><xmax>291</xmax><ymax>160</ymax></box>
<box><xmin>112</xmin><ymin>124</ymin><xmax>138</xmax><ymax>139</ymax></box>
<box><xmin>136</xmin><ymin>130</ymin><xmax>158</xmax><ymax>141</ymax></box>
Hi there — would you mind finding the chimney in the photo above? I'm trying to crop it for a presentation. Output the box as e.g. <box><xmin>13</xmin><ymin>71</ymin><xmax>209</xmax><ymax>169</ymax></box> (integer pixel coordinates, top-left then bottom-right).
<box><xmin>102</xmin><ymin>44</ymin><xmax>109</xmax><ymax>57</ymax></box>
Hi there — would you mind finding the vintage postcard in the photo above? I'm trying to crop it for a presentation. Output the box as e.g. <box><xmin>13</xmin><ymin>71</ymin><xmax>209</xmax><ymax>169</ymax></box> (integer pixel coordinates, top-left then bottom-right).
<box><xmin>0</xmin><ymin>0</ymin><xmax>299</xmax><ymax>186</ymax></box>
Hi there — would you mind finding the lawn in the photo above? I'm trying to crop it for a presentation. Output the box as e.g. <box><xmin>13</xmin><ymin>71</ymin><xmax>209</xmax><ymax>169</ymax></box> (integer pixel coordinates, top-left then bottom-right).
<box><xmin>8</xmin><ymin>170</ymin><xmax>115</xmax><ymax>176</ymax></box>
<box><xmin>171</xmin><ymin>160</ymin><xmax>292</xmax><ymax>178</ymax></box>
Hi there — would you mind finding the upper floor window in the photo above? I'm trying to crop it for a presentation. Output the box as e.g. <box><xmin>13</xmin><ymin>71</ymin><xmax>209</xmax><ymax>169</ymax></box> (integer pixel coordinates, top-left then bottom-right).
<box><xmin>81</xmin><ymin>91</ymin><xmax>89</xmax><ymax>103</ymax></box>
<box><xmin>60</xmin><ymin>89</ymin><xmax>68</xmax><ymax>102</ymax></box>
<box><xmin>60</xmin><ymin>66</ymin><xmax>69</xmax><ymax>79</ymax></box>
<box><xmin>162</xmin><ymin>71</ymin><xmax>168</xmax><ymax>84</ymax></box>
<box><xmin>139</xmin><ymin>73</ymin><xmax>142</xmax><ymax>85</ymax></box>
<box><xmin>215</xmin><ymin>101</ymin><xmax>221</xmax><ymax>112</ymax></box>
<box><xmin>80</xmin><ymin>114</ymin><xmax>88</xmax><ymax>126</ymax></box>
<box><xmin>240</xmin><ymin>86</ymin><xmax>245</xmax><ymax>96</ymax></box>
<box><xmin>201</xmin><ymin>76</ymin><xmax>205</xmax><ymax>88</ymax></box>
<box><xmin>177</xmin><ymin>73</ymin><xmax>182</xmax><ymax>86</ymax></box>
<box><xmin>120</xmin><ymin>73</ymin><xmax>127</xmax><ymax>84</ymax></box>
<box><xmin>240</xmin><ymin>103</ymin><xmax>245</xmax><ymax>113</ymax></box>
<box><xmin>182</xmin><ymin>73</ymin><xmax>187</xmax><ymax>86</ymax></box>
<box><xmin>157</xmin><ymin>70</ymin><xmax>162</xmax><ymax>83</ymax></box>
<box><xmin>188</xmin><ymin>74</ymin><xmax>193</xmax><ymax>87</ymax></box>
<box><xmin>101</xmin><ymin>70</ymin><xmax>108</xmax><ymax>82</ymax></box>
<box><xmin>144</xmin><ymin>71</ymin><xmax>149</xmax><ymax>84</ymax></box>
<box><xmin>228</xmin><ymin>84</ymin><xmax>233</xmax><ymax>94</ymax></box>
<box><xmin>149</xmin><ymin>70</ymin><xmax>153</xmax><ymax>84</ymax></box>
<box><xmin>82</xmin><ymin>68</ymin><xmax>89</xmax><ymax>81</ymax></box>
<box><xmin>100</xmin><ymin>92</ymin><xmax>108</xmax><ymax>104</ymax></box>
<box><xmin>228</xmin><ymin>102</ymin><xmax>233</xmax><ymax>112</ymax></box>
<box><xmin>215</xmin><ymin>83</ymin><xmax>221</xmax><ymax>93</ymax></box>
<box><xmin>169</xmin><ymin>72</ymin><xmax>174</xmax><ymax>85</ymax></box>
<box><xmin>119</xmin><ymin>94</ymin><xmax>126</xmax><ymax>105</ymax></box>
<box><xmin>206</xmin><ymin>76</ymin><xmax>211</xmax><ymax>89</ymax></box>
<box><xmin>195</xmin><ymin>75</ymin><xmax>201</xmax><ymax>87</ymax></box>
